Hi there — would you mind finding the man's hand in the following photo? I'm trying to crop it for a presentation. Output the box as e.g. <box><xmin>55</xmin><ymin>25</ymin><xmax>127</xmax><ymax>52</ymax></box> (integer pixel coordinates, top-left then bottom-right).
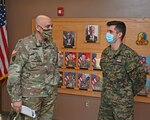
<box><xmin>11</xmin><ymin>101</ymin><xmax>22</xmax><ymax>113</ymax></box>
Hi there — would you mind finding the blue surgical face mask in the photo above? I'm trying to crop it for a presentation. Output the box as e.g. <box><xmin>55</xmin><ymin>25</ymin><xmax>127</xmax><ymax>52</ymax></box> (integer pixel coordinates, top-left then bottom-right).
<box><xmin>105</xmin><ymin>32</ymin><xmax>115</xmax><ymax>44</ymax></box>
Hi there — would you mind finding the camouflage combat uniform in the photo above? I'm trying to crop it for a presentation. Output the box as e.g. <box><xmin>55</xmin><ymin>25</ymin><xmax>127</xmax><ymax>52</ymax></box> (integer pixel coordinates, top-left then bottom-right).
<box><xmin>7</xmin><ymin>34</ymin><xmax>60</xmax><ymax>120</ymax></box>
<box><xmin>80</xmin><ymin>60</ymin><xmax>90</xmax><ymax>69</ymax></box>
<box><xmin>66</xmin><ymin>59</ymin><xmax>76</xmax><ymax>67</ymax></box>
<box><xmin>98</xmin><ymin>43</ymin><xmax>146</xmax><ymax>120</ymax></box>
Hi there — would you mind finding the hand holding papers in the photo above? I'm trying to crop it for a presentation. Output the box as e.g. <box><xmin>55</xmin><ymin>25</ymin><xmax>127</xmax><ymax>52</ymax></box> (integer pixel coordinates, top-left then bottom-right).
<box><xmin>21</xmin><ymin>105</ymin><xmax>36</xmax><ymax>118</ymax></box>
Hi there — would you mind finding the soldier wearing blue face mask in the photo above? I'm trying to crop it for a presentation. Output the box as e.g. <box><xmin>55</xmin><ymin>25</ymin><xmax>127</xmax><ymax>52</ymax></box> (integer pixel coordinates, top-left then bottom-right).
<box><xmin>98</xmin><ymin>21</ymin><xmax>146</xmax><ymax>120</ymax></box>
<box><xmin>105</xmin><ymin>32</ymin><xmax>115</xmax><ymax>44</ymax></box>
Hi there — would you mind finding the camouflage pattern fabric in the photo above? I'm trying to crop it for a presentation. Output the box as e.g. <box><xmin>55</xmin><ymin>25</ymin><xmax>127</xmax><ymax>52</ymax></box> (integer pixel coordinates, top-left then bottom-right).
<box><xmin>80</xmin><ymin>60</ymin><xmax>90</xmax><ymax>68</ymax></box>
<box><xmin>8</xmin><ymin>85</ymin><xmax>57</xmax><ymax>120</ymax></box>
<box><xmin>7</xmin><ymin>33</ymin><xmax>59</xmax><ymax>119</ymax></box>
<box><xmin>98</xmin><ymin>43</ymin><xmax>146</xmax><ymax>120</ymax></box>
<box><xmin>66</xmin><ymin>60</ymin><xmax>76</xmax><ymax>67</ymax></box>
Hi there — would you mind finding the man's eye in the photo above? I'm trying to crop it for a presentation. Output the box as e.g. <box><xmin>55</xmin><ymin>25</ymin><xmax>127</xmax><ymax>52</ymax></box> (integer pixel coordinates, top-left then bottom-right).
<box><xmin>43</xmin><ymin>29</ymin><xmax>50</xmax><ymax>31</ymax></box>
<box><xmin>50</xmin><ymin>24</ymin><xmax>53</xmax><ymax>28</ymax></box>
<box><xmin>46</xmin><ymin>24</ymin><xmax>53</xmax><ymax>28</ymax></box>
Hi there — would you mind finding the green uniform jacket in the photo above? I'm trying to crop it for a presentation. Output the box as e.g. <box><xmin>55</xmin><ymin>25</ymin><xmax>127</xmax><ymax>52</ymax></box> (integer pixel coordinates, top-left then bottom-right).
<box><xmin>7</xmin><ymin>34</ymin><xmax>60</xmax><ymax>102</ymax></box>
<box><xmin>100</xmin><ymin>43</ymin><xmax>146</xmax><ymax>103</ymax></box>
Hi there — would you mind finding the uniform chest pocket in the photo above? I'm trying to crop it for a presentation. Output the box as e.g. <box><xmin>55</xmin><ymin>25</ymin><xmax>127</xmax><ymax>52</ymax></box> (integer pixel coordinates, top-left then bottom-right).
<box><xmin>112</xmin><ymin>61</ymin><xmax>125</xmax><ymax>73</ymax></box>
<box><xmin>29</xmin><ymin>52</ymin><xmax>41</xmax><ymax>62</ymax></box>
<box><xmin>29</xmin><ymin>51</ymin><xmax>42</xmax><ymax>68</ymax></box>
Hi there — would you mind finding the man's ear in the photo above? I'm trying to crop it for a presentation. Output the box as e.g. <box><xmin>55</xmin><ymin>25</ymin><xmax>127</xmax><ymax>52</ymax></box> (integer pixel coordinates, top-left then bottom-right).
<box><xmin>118</xmin><ymin>32</ymin><xmax>122</xmax><ymax>38</ymax></box>
<box><xmin>35</xmin><ymin>25</ymin><xmax>40</xmax><ymax>31</ymax></box>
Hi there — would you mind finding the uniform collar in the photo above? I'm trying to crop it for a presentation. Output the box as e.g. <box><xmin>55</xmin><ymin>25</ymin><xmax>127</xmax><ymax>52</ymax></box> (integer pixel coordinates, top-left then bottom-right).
<box><xmin>32</xmin><ymin>33</ymin><xmax>51</xmax><ymax>48</ymax></box>
<box><xmin>107</xmin><ymin>43</ymin><xmax>124</xmax><ymax>58</ymax></box>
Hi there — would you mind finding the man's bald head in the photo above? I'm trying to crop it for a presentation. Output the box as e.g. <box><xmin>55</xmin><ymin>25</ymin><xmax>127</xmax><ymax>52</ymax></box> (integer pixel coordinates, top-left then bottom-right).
<box><xmin>35</xmin><ymin>15</ymin><xmax>51</xmax><ymax>26</ymax></box>
<box><xmin>35</xmin><ymin>15</ymin><xmax>53</xmax><ymax>41</ymax></box>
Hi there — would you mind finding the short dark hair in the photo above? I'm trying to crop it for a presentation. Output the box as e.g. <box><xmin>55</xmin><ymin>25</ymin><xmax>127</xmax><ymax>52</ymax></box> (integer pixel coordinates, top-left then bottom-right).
<box><xmin>107</xmin><ymin>21</ymin><xmax>126</xmax><ymax>40</ymax></box>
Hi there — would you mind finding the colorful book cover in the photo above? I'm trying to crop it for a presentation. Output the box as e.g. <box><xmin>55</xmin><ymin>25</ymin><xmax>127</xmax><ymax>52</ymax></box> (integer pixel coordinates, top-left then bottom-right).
<box><xmin>63</xmin><ymin>31</ymin><xmax>75</xmax><ymax>48</ymax></box>
<box><xmin>64</xmin><ymin>72</ymin><xmax>76</xmax><ymax>88</ymax></box>
<box><xmin>58</xmin><ymin>71</ymin><xmax>63</xmax><ymax>87</ymax></box>
<box><xmin>146</xmin><ymin>78</ymin><xmax>150</xmax><ymax>96</ymax></box>
<box><xmin>65</xmin><ymin>52</ymin><xmax>76</xmax><ymax>68</ymax></box>
<box><xmin>78</xmin><ymin>52</ymin><xmax>90</xmax><ymax>69</ymax></box>
<box><xmin>78</xmin><ymin>73</ymin><xmax>90</xmax><ymax>90</ymax></box>
<box><xmin>91</xmin><ymin>74</ymin><xmax>103</xmax><ymax>91</ymax></box>
<box><xmin>139</xmin><ymin>55</ymin><xmax>150</xmax><ymax>74</ymax></box>
<box><xmin>145</xmin><ymin>56</ymin><xmax>150</xmax><ymax>73</ymax></box>
<box><xmin>85</xmin><ymin>25</ymin><xmax>99</xmax><ymax>43</ymax></box>
<box><xmin>58</xmin><ymin>51</ymin><xmax>64</xmax><ymax>67</ymax></box>
<box><xmin>92</xmin><ymin>53</ymin><xmax>101</xmax><ymax>70</ymax></box>
<box><xmin>137</xmin><ymin>78</ymin><xmax>150</xmax><ymax>96</ymax></box>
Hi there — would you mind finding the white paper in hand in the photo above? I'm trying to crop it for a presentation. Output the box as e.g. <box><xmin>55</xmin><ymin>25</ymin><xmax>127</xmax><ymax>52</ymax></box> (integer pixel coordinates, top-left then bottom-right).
<box><xmin>21</xmin><ymin>105</ymin><xmax>36</xmax><ymax>118</ymax></box>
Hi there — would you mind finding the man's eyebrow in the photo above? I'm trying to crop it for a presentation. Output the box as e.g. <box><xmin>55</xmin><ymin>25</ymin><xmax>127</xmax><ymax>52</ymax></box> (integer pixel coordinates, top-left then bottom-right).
<box><xmin>45</xmin><ymin>24</ymin><xmax>53</xmax><ymax>28</ymax></box>
<box><xmin>107</xmin><ymin>30</ymin><xmax>114</xmax><ymax>32</ymax></box>
<box><xmin>107</xmin><ymin>30</ymin><xmax>111</xmax><ymax>32</ymax></box>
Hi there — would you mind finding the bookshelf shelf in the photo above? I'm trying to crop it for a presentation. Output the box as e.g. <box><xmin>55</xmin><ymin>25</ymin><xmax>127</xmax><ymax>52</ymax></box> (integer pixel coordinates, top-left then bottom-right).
<box><xmin>58</xmin><ymin>88</ymin><xmax>150</xmax><ymax>103</ymax></box>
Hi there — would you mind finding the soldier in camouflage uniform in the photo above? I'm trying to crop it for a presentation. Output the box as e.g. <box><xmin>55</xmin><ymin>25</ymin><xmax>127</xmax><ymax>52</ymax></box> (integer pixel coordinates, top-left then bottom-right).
<box><xmin>7</xmin><ymin>15</ymin><xmax>60</xmax><ymax>120</ymax></box>
<box><xmin>79</xmin><ymin>54</ymin><xmax>90</xmax><ymax>69</ymax></box>
<box><xmin>98</xmin><ymin>21</ymin><xmax>146</xmax><ymax>120</ymax></box>
<box><xmin>66</xmin><ymin>53</ymin><xmax>76</xmax><ymax>68</ymax></box>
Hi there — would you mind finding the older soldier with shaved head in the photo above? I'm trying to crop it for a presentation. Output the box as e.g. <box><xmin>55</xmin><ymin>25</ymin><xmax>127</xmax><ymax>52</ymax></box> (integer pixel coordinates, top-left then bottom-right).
<box><xmin>7</xmin><ymin>15</ymin><xmax>59</xmax><ymax>120</ymax></box>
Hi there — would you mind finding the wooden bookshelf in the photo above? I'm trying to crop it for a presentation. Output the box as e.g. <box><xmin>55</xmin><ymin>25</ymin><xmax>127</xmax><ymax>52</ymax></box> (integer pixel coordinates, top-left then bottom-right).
<box><xmin>58</xmin><ymin>88</ymin><xmax>150</xmax><ymax>103</ymax></box>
